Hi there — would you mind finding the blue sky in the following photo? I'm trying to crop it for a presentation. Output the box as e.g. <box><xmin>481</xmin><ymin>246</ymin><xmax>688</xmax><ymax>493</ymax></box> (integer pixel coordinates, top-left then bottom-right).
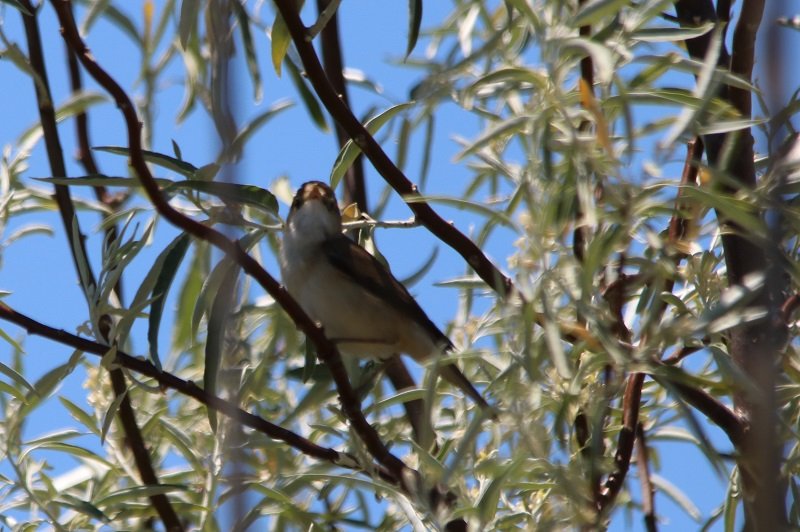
<box><xmin>1</xmin><ymin>0</ymin><xmax>793</xmax><ymax>529</ymax></box>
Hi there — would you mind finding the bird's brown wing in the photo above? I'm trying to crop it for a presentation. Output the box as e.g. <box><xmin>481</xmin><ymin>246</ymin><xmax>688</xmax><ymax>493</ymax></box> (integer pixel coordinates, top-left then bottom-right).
<box><xmin>320</xmin><ymin>235</ymin><xmax>453</xmax><ymax>350</ymax></box>
<box><xmin>322</xmin><ymin>235</ymin><xmax>495</xmax><ymax>414</ymax></box>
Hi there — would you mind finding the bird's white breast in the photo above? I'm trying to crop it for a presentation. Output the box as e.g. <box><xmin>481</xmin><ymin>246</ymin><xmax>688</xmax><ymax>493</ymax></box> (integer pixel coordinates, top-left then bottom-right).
<box><xmin>280</xmin><ymin>223</ymin><xmax>437</xmax><ymax>360</ymax></box>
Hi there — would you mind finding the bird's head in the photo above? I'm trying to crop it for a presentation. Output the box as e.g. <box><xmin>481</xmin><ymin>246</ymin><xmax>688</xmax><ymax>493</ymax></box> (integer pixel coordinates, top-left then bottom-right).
<box><xmin>286</xmin><ymin>181</ymin><xmax>342</xmax><ymax>242</ymax></box>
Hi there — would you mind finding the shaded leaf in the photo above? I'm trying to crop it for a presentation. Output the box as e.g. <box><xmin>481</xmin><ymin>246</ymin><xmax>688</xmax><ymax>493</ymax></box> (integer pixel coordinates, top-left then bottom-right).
<box><xmin>93</xmin><ymin>146</ymin><xmax>199</xmax><ymax>177</ymax></box>
<box><xmin>405</xmin><ymin>0</ymin><xmax>422</xmax><ymax>58</ymax></box>
<box><xmin>165</xmin><ymin>180</ymin><xmax>279</xmax><ymax>214</ymax></box>
<box><xmin>148</xmin><ymin>233</ymin><xmax>192</xmax><ymax>369</ymax></box>
<box><xmin>330</xmin><ymin>102</ymin><xmax>415</xmax><ymax>190</ymax></box>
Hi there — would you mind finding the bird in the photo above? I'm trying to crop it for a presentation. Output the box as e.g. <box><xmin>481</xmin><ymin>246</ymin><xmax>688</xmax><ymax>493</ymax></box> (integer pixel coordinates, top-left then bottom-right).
<box><xmin>279</xmin><ymin>180</ymin><xmax>494</xmax><ymax>414</ymax></box>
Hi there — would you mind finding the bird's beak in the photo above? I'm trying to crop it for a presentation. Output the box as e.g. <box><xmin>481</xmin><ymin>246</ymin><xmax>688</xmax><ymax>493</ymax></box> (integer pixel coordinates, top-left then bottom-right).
<box><xmin>303</xmin><ymin>183</ymin><xmax>327</xmax><ymax>202</ymax></box>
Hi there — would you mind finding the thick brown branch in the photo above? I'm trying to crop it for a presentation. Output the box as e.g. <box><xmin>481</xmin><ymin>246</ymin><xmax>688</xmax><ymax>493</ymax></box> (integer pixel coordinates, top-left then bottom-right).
<box><xmin>635</xmin><ymin>423</ymin><xmax>657</xmax><ymax>532</ymax></box>
<box><xmin>272</xmin><ymin>0</ymin><xmax>513</xmax><ymax>298</ymax></box>
<box><xmin>599</xmin><ymin>372</ymin><xmax>643</xmax><ymax>511</ymax></box>
<box><xmin>316</xmin><ymin>0</ymin><xmax>367</xmax><ymax>210</ymax></box>
<box><xmin>0</xmin><ymin>302</ymin><xmax>399</xmax><ymax>480</ymax></box>
<box><xmin>51</xmin><ymin>0</ymin><xmax>415</xmax><ymax>489</ymax></box>
<box><xmin>20</xmin><ymin>0</ymin><xmax>94</xmax><ymax>293</ymax></box>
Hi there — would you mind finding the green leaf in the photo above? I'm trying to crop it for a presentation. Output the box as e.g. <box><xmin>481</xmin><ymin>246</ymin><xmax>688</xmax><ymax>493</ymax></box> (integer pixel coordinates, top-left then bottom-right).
<box><xmin>455</xmin><ymin>116</ymin><xmax>529</xmax><ymax>160</ymax></box>
<box><xmin>100</xmin><ymin>386</ymin><xmax>128</xmax><ymax>445</ymax></box>
<box><xmin>55</xmin><ymin>494</ymin><xmax>109</xmax><ymax>522</ymax></box>
<box><xmin>0</xmin><ymin>330</ymin><xmax>24</xmax><ymax>355</ymax></box>
<box><xmin>573</xmin><ymin>0</ymin><xmax>629</xmax><ymax>27</ymax></box>
<box><xmin>95</xmin><ymin>484</ymin><xmax>190</xmax><ymax>508</ymax></box>
<box><xmin>178</xmin><ymin>0</ymin><xmax>199</xmax><ymax>50</ymax></box>
<box><xmin>164</xmin><ymin>180</ymin><xmax>279</xmax><ymax>214</ymax></box>
<box><xmin>0</xmin><ymin>361</ymin><xmax>35</xmax><ymax>394</ymax></box>
<box><xmin>59</xmin><ymin>397</ymin><xmax>100</xmax><ymax>435</ymax></box>
<box><xmin>405</xmin><ymin>0</ymin><xmax>423</xmax><ymax>58</ymax></box>
<box><xmin>0</xmin><ymin>380</ymin><xmax>27</xmax><ymax>403</ymax></box>
<box><xmin>406</xmin><ymin>195</ymin><xmax>517</xmax><ymax>229</ymax></box>
<box><xmin>286</xmin><ymin>58</ymin><xmax>328</xmax><ymax>131</ymax></box>
<box><xmin>81</xmin><ymin>1</ymin><xmax>142</xmax><ymax>46</ymax></box>
<box><xmin>232</xmin><ymin>1</ymin><xmax>262</xmax><ymax>101</ymax></box>
<box><xmin>174</xmin><ymin>245</ymin><xmax>208</xmax><ymax>350</ymax></box>
<box><xmin>330</xmin><ymin>102</ymin><xmax>415</xmax><ymax>190</ymax></box>
<box><xmin>651</xmin><ymin>474</ymin><xmax>702</xmax><ymax>521</ymax></box>
<box><xmin>33</xmin><ymin>175</ymin><xmax>171</xmax><ymax>188</ymax></box>
<box><xmin>1</xmin><ymin>0</ymin><xmax>33</xmax><ymax>16</ymax></box>
<box><xmin>632</xmin><ymin>23</ymin><xmax>714</xmax><ymax>43</ymax></box>
<box><xmin>204</xmin><ymin>262</ymin><xmax>240</xmax><ymax>431</ymax></box>
<box><xmin>148</xmin><ymin>233</ymin><xmax>192</xmax><ymax>369</ymax></box>
<box><xmin>478</xmin><ymin>458</ymin><xmax>518</xmax><ymax>525</ymax></box>
<box><xmin>19</xmin><ymin>92</ymin><xmax>108</xmax><ymax>150</ymax></box>
<box><xmin>271</xmin><ymin>11</ymin><xmax>291</xmax><ymax>77</ymax></box>
<box><xmin>93</xmin><ymin>146</ymin><xmax>199</xmax><ymax>177</ymax></box>
<box><xmin>227</xmin><ymin>100</ymin><xmax>294</xmax><ymax>159</ymax></box>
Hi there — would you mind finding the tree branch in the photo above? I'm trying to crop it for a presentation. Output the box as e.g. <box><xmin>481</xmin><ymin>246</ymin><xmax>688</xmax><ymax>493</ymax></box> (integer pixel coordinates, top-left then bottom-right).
<box><xmin>635</xmin><ymin>423</ymin><xmax>657</xmax><ymax>532</ymax></box>
<box><xmin>0</xmin><ymin>302</ymin><xmax>400</xmax><ymax>481</ymax></box>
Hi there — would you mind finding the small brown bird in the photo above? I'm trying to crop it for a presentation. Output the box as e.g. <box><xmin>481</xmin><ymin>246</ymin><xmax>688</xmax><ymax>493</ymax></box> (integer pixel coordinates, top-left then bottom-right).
<box><xmin>279</xmin><ymin>181</ymin><xmax>493</xmax><ymax>413</ymax></box>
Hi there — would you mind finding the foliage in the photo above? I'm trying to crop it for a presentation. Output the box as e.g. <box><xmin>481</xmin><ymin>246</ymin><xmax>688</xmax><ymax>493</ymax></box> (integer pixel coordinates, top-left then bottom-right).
<box><xmin>0</xmin><ymin>0</ymin><xmax>798</xmax><ymax>530</ymax></box>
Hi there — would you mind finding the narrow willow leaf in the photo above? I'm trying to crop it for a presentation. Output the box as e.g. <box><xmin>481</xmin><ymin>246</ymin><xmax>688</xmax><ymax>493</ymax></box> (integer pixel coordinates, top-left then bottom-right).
<box><xmin>271</xmin><ymin>11</ymin><xmax>291</xmax><ymax>77</ymax></box>
<box><xmin>100</xmin><ymin>386</ymin><xmax>128</xmax><ymax>445</ymax></box>
<box><xmin>178</xmin><ymin>0</ymin><xmax>199</xmax><ymax>49</ymax></box>
<box><xmin>95</xmin><ymin>484</ymin><xmax>190</xmax><ymax>508</ymax></box>
<box><xmin>478</xmin><ymin>459</ymin><xmax>518</xmax><ymax>525</ymax></box>
<box><xmin>82</xmin><ymin>1</ymin><xmax>142</xmax><ymax>45</ymax></box>
<box><xmin>33</xmin><ymin>175</ymin><xmax>171</xmax><ymax>188</ymax></box>
<box><xmin>399</xmin><ymin>247</ymin><xmax>438</xmax><ymax>287</ymax></box>
<box><xmin>227</xmin><ymin>100</ymin><xmax>294</xmax><ymax>158</ymax></box>
<box><xmin>19</xmin><ymin>92</ymin><xmax>108</xmax><ymax>149</ymax></box>
<box><xmin>455</xmin><ymin>115</ymin><xmax>529</xmax><ymax>160</ymax></box>
<box><xmin>573</xmin><ymin>0</ymin><xmax>629</xmax><ymax>27</ymax></box>
<box><xmin>232</xmin><ymin>1</ymin><xmax>262</xmax><ymax>101</ymax></box>
<box><xmin>59</xmin><ymin>397</ymin><xmax>100</xmax><ymax>435</ymax></box>
<box><xmin>56</xmin><ymin>494</ymin><xmax>109</xmax><ymax>522</ymax></box>
<box><xmin>175</xmin><ymin>245</ymin><xmax>208</xmax><ymax>349</ymax></box>
<box><xmin>1</xmin><ymin>0</ymin><xmax>33</xmax><ymax>16</ymax></box>
<box><xmin>286</xmin><ymin>58</ymin><xmax>328</xmax><ymax>130</ymax></box>
<box><xmin>165</xmin><ymin>180</ymin><xmax>279</xmax><ymax>214</ymax></box>
<box><xmin>148</xmin><ymin>233</ymin><xmax>192</xmax><ymax>369</ymax></box>
<box><xmin>0</xmin><ymin>380</ymin><xmax>27</xmax><ymax>403</ymax></box>
<box><xmin>651</xmin><ymin>474</ymin><xmax>702</xmax><ymax>520</ymax></box>
<box><xmin>633</xmin><ymin>23</ymin><xmax>714</xmax><ymax>43</ymax></box>
<box><xmin>330</xmin><ymin>102</ymin><xmax>415</xmax><ymax>190</ymax></box>
<box><xmin>406</xmin><ymin>195</ymin><xmax>517</xmax><ymax>228</ymax></box>
<box><xmin>204</xmin><ymin>263</ymin><xmax>240</xmax><ymax>430</ymax></box>
<box><xmin>93</xmin><ymin>146</ymin><xmax>198</xmax><ymax>177</ymax></box>
<box><xmin>0</xmin><ymin>361</ymin><xmax>35</xmax><ymax>394</ymax></box>
<box><xmin>405</xmin><ymin>0</ymin><xmax>422</xmax><ymax>58</ymax></box>
<box><xmin>0</xmin><ymin>331</ymin><xmax>24</xmax><ymax>356</ymax></box>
